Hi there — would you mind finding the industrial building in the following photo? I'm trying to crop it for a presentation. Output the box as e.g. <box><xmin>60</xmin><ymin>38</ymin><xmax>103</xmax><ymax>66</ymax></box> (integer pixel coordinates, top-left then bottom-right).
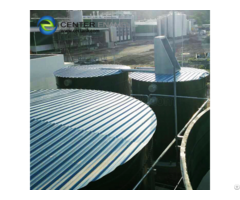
<box><xmin>135</xmin><ymin>20</ymin><xmax>158</xmax><ymax>38</ymax></box>
<box><xmin>30</xmin><ymin>10</ymin><xmax>134</xmax><ymax>53</ymax></box>
<box><xmin>30</xmin><ymin>10</ymin><xmax>197</xmax><ymax>65</ymax></box>
<box><xmin>30</xmin><ymin>11</ymin><xmax>195</xmax><ymax>54</ymax></box>
<box><xmin>30</xmin><ymin>54</ymin><xmax>65</xmax><ymax>90</ymax></box>
<box><xmin>135</xmin><ymin>12</ymin><xmax>194</xmax><ymax>39</ymax></box>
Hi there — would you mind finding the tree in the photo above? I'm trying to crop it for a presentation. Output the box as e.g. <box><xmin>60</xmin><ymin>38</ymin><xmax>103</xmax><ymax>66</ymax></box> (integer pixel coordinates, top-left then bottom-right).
<box><xmin>186</xmin><ymin>10</ymin><xmax>210</xmax><ymax>25</ymax></box>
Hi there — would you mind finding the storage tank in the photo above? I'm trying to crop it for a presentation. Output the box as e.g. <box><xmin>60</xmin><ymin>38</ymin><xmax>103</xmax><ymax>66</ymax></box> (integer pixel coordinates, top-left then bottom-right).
<box><xmin>161</xmin><ymin>16</ymin><xmax>168</xmax><ymax>36</ymax></box>
<box><xmin>168</xmin><ymin>13</ymin><xmax>187</xmax><ymax>38</ymax></box>
<box><xmin>187</xmin><ymin>20</ymin><xmax>192</xmax><ymax>34</ymax></box>
<box><xmin>157</xmin><ymin>17</ymin><xmax>161</xmax><ymax>36</ymax></box>
<box><xmin>69</xmin><ymin>10</ymin><xmax>83</xmax><ymax>23</ymax></box>
<box><xmin>130</xmin><ymin>67</ymin><xmax>209</xmax><ymax>161</ymax></box>
<box><xmin>180</xmin><ymin>108</ymin><xmax>210</xmax><ymax>190</ymax></box>
<box><xmin>54</xmin><ymin>64</ymin><xmax>130</xmax><ymax>95</ymax></box>
<box><xmin>183</xmin><ymin>14</ymin><xmax>188</xmax><ymax>36</ymax></box>
<box><xmin>30</xmin><ymin>89</ymin><xmax>157</xmax><ymax>190</ymax></box>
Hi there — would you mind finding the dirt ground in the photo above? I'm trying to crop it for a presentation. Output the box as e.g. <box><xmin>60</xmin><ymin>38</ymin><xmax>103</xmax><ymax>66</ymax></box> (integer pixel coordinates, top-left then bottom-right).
<box><xmin>71</xmin><ymin>35</ymin><xmax>210</xmax><ymax>70</ymax></box>
<box><xmin>71</xmin><ymin>40</ymin><xmax>155</xmax><ymax>67</ymax></box>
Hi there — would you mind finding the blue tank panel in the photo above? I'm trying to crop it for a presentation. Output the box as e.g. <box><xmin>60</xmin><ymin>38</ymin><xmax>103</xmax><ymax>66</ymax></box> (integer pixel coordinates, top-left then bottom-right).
<box><xmin>129</xmin><ymin>67</ymin><xmax>209</xmax><ymax>82</ymax></box>
<box><xmin>30</xmin><ymin>89</ymin><xmax>156</xmax><ymax>190</ymax></box>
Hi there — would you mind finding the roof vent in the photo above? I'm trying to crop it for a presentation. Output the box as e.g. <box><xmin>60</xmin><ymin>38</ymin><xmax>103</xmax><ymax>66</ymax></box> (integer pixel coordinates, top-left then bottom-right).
<box><xmin>154</xmin><ymin>36</ymin><xmax>181</xmax><ymax>74</ymax></box>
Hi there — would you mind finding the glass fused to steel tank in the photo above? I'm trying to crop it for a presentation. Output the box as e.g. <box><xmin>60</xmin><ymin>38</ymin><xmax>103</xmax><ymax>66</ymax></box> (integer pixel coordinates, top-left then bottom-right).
<box><xmin>30</xmin><ymin>89</ymin><xmax>156</xmax><ymax>190</ymax></box>
<box><xmin>54</xmin><ymin>64</ymin><xmax>131</xmax><ymax>95</ymax></box>
<box><xmin>180</xmin><ymin>108</ymin><xmax>210</xmax><ymax>190</ymax></box>
<box><xmin>129</xmin><ymin>36</ymin><xmax>210</xmax><ymax>162</ymax></box>
<box><xmin>130</xmin><ymin>67</ymin><xmax>209</xmax><ymax>161</ymax></box>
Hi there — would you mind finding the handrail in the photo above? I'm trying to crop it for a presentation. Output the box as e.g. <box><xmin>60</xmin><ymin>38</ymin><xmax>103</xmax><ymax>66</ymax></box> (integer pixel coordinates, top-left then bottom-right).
<box><xmin>132</xmin><ymin>99</ymin><xmax>210</xmax><ymax>190</ymax></box>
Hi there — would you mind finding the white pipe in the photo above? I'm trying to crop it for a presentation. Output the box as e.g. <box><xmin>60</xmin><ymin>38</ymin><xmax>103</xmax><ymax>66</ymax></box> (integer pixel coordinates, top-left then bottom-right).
<box><xmin>172</xmin><ymin>11</ymin><xmax>179</xmax><ymax>164</ymax></box>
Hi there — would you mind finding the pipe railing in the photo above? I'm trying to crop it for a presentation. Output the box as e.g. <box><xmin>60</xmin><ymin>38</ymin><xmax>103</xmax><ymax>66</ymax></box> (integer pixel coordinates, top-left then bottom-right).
<box><xmin>174</xmin><ymin>177</ymin><xmax>183</xmax><ymax>190</ymax></box>
<box><xmin>130</xmin><ymin>94</ymin><xmax>150</xmax><ymax>103</ymax></box>
<box><xmin>177</xmin><ymin>99</ymin><xmax>209</xmax><ymax>138</ymax></box>
<box><xmin>132</xmin><ymin>99</ymin><xmax>209</xmax><ymax>190</ymax></box>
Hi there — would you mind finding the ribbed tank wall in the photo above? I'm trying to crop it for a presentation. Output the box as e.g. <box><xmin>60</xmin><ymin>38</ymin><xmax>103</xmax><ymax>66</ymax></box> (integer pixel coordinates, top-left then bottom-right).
<box><xmin>157</xmin><ymin>18</ymin><xmax>161</xmax><ymax>35</ymax></box>
<box><xmin>161</xmin><ymin>17</ymin><xmax>168</xmax><ymax>36</ymax></box>
<box><xmin>81</xmin><ymin>139</ymin><xmax>154</xmax><ymax>190</ymax></box>
<box><xmin>131</xmin><ymin>70</ymin><xmax>208</xmax><ymax>161</ymax></box>
<box><xmin>183</xmin><ymin>14</ymin><xmax>188</xmax><ymax>36</ymax></box>
<box><xmin>54</xmin><ymin>65</ymin><xmax>131</xmax><ymax>95</ymax></box>
<box><xmin>168</xmin><ymin>13</ymin><xmax>187</xmax><ymax>38</ymax></box>
<box><xmin>188</xmin><ymin>20</ymin><xmax>192</xmax><ymax>34</ymax></box>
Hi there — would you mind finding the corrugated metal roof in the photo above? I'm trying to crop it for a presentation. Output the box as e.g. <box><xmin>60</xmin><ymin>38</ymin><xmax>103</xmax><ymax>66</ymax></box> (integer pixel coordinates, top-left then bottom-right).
<box><xmin>54</xmin><ymin>68</ymin><xmax>121</xmax><ymax>78</ymax></box>
<box><xmin>129</xmin><ymin>67</ymin><xmax>209</xmax><ymax>82</ymax></box>
<box><xmin>70</xmin><ymin>64</ymin><xmax>131</xmax><ymax>70</ymax></box>
<box><xmin>54</xmin><ymin>64</ymin><xmax>130</xmax><ymax>78</ymax></box>
<box><xmin>30</xmin><ymin>89</ymin><xmax>156</xmax><ymax>190</ymax></box>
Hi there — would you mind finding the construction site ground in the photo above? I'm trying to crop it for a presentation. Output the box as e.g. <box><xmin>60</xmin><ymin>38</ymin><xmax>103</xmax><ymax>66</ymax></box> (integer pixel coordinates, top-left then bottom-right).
<box><xmin>70</xmin><ymin>35</ymin><xmax>210</xmax><ymax>69</ymax></box>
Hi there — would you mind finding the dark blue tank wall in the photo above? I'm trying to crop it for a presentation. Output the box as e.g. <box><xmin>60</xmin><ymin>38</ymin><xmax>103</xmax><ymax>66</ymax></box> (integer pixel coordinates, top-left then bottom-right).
<box><xmin>131</xmin><ymin>78</ymin><xmax>207</xmax><ymax>161</ymax></box>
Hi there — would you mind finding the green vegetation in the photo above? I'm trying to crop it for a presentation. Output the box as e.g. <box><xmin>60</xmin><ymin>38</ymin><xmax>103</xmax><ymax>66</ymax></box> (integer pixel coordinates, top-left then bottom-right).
<box><xmin>204</xmin><ymin>35</ymin><xmax>210</xmax><ymax>43</ymax></box>
<box><xmin>188</xmin><ymin>58</ymin><xmax>199</xmax><ymax>62</ymax></box>
<box><xmin>188</xmin><ymin>58</ymin><xmax>210</xmax><ymax>62</ymax></box>
<box><xmin>188</xmin><ymin>57</ymin><xmax>210</xmax><ymax>70</ymax></box>
<box><xmin>187</xmin><ymin>10</ymin><xmax>210</xmax><ymax>25</ymax></box>
<box><xmin>206</xmin><ymin>69</ymin><xmax>210</xmax><ymax>73</ymax></box>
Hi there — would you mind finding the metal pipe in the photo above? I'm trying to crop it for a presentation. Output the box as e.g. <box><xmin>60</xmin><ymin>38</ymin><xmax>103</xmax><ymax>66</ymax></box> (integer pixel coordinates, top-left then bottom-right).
<box><xmin>172</xmin><ymin>11</ymin><xmax>176</xmax><ymax>58</ymax></box>
<box><xmin>132</xmin><ymin>99</ymin><xmax>209</xmax><ymax>190</ymax></box>
<box><xmin>182</xmin><ymin>14</ymin><xmax>184</xmax><ymax>67</ymax></box>
<box><xmin>149</xmin><ymin>94</ymin><xmax>208</xmax><ymax>101</ymax></box>
<box><xmin>172</xmin><ymin>10</ymin><xmax>179</xmax><ymax>165</ymax></box>
<box><xmin>174</xmin><ymin>177</ymin><xmax>183</xmax><ymax>190</ymax></box>
<box><xmin>177</xmin><ymin>99</ymin><xmax>209</xmax><ymax>137</ymax></box>
<box><xmin>130</xmin><ymin>94</ymin><xmax>150</xmax><ymax>103</ymax></box>
<box><xmin>131</xmin><ymin>93</ymin><xmax>209</xmax><ymax>108</ymax></box>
